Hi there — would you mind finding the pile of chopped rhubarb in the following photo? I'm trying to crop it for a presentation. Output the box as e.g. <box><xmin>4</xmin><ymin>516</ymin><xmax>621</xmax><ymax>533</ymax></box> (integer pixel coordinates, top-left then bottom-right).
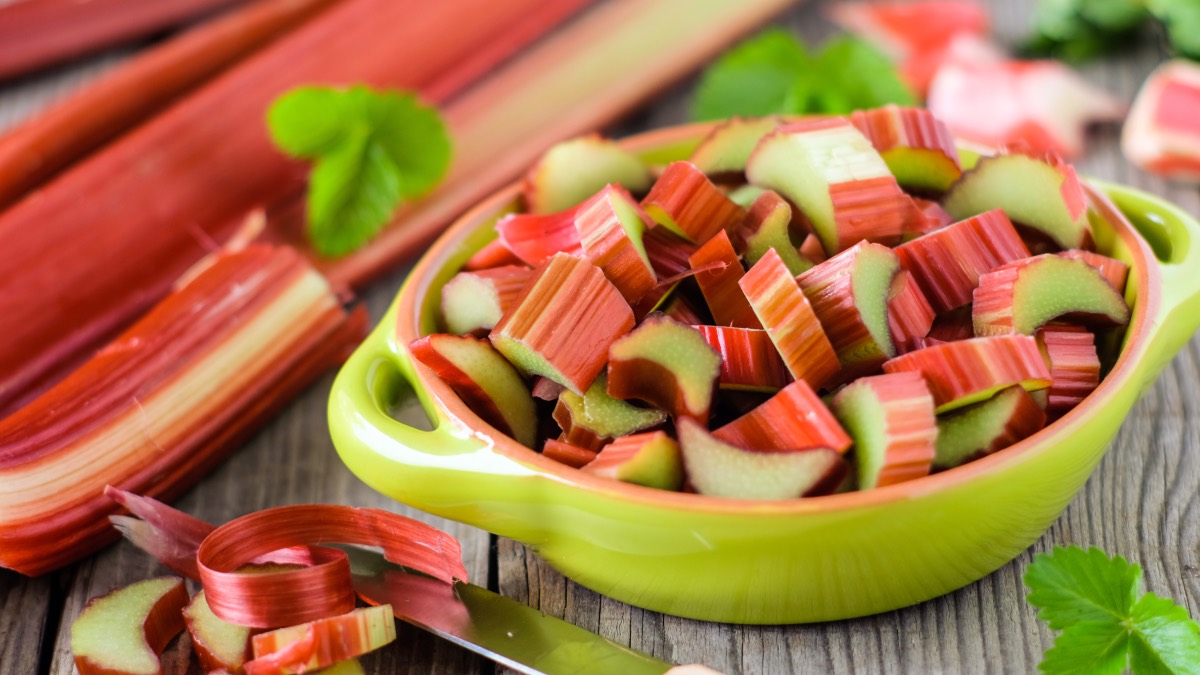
<box><xmin>415</xmin><ymin>106</ymin><xmax>1131</xmax><ymax>500</ymax></box>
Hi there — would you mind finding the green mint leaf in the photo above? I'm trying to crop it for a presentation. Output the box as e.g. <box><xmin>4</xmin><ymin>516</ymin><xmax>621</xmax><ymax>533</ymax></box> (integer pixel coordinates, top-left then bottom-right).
<box><xmin>1023</xmin><ymin>0</ymin><xmax>1149</xmax><ymax>61</ymax></box>
<box><xmin>1150</xmin><ymin>0</ymin><xmax>1200</xmax><ymax>60</ymax></box>
<box><xmin>1025</xmin><ymin>546</ymin><xmax>1141</xmax><ymax>630</ymax></box>
<box><xmin>266</xmin><ymin>85</ymin><xmax>452</xmax><ymax>257</ymax></box>
<box><xmin>1039</xmin><ymin>620</ymin><xmax>1129</xmax><ymax>674</ymax></box>
<box><xmin>1129</xmin><ymin>593</ymin><xmax>1200</xmax><ymax>674</ymax></box>
<box><xmin>691</xmin><ymin>28</ymin><xmax>810</xmax><ymax>121</ymax></box>
<box><xmin>808</xmin><ymin>37</ymin><xmax>916</xmax><ymax>113</ymax></box>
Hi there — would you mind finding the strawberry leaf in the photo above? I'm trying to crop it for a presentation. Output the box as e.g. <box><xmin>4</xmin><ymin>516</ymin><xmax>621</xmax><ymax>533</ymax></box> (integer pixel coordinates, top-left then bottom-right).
<box><xmin>1025</xmin><ymin>546</ymin><xmax>1140</xmax><ymax>630</ymax></box>
<box><xmin>1129</xmin><ymin>593</ymin><xmax>1200</xmax><ymax>674</ymax></box>
<box><xmin>1038</xmin><ymin>621</ymin><xmax>1128</xmax><ymax>675</ymax></box>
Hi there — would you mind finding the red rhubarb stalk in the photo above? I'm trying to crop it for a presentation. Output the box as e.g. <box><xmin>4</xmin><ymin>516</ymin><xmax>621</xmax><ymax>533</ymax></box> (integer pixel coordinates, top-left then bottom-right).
<box><xmin>690</xmin><ymin>231</ymin><xmax>761</xmax><ymax>328</ymax></box>
<box><xmin>574</xmin><ymin>185</ymin><xmax>658</xmax><ymax>304</ymax></box>
<box><xmin>882</xmin><ymin>335</ymin><xmax>1052</xmax><ymax>412</ymax></box>
<box><xmin>714</xmin><ymin>380</ymin><xmax>852</xmax><ymax>454</ymax></box>
<box><xmin>641</xmin><ymin>161</ymin><xmax>746</xmax><ymax>243</ymax></box>
<box><xmin>246</xmin><ymin>605</ymin><xmax>396</xmax><ymax>675</ymax></box>
<box><xmin>1037</xmin><ymin>328</ymin><xmax>1101</xmax><ymax>421</ymax></box>
<box><xmin>542</xmin><ymin>439</ymin><xmax>599</xmax><ymax>469</ymax></box>
<box><xmin>887</xmin><ymin>270</ymin><xmax>935</xmax><ymax>354</ymax></box>
<box><xmin>694</xmin><ymin>325</ymin><xmax>791</xmax><ymax>392</ymax></box>
<box><xmin>440</xmin><ymin>266</ymin><xmax>533</xmax><ymax>336</ymax></box>
<box><xmin>606</xmin><ymin>316</ymin><xmax>722</xmax><ymax>423</ymax></box>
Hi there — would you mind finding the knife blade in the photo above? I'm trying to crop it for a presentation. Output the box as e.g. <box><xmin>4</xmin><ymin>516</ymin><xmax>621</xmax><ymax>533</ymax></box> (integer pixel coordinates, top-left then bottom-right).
<box><xmin>338</xmin><ymin>544</ymin><xmax>675</xmax><ymax>675</ymax></box>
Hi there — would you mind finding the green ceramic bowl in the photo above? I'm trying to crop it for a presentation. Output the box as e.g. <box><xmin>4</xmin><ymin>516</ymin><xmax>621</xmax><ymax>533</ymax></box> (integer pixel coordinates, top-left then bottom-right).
<box><xmin>329</xmin><ymin>122</ymin><xmax>1200</xmax><ymax>624</ymax></box>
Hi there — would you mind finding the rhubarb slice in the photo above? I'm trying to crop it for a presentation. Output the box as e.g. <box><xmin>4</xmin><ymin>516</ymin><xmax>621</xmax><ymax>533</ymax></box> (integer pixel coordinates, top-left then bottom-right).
<box><xmin>739</xmin><ymin>189</ymin><xmax>814</xmax><ymax>275</ymax></box>
<box><xmin>643</xmin><ymin>226</ymin><xmax>699</xmax><ymax>279</ymax></box>
<box><xmin>1059</xmin><ymin>249</ymin><xmax>1129</xmax><ymax>295</ymax></box>
<box><xmin>490</xmin><ymin>253</ymin><xmax>634</xmax><ymax>395</ymax></box>
<box><xmin>185</xmin><ymin>589</ymin><xmax>254</xmax><ymax>675</ymax></box>
<box><xmin>641</xmin><ymin>161</ymin><xmax>747</xmax><ymax>243</ymax></box>
<box><xmin>942</xmin><ymin>151</ymin><xmax>1091</xmax><ymax>250</ymax></box>
<box><xmin>553</xmin><ymin>373</ymin><xmax>667</xmax><ymax>449</ymax></box>
<box><xmin>542</xmin><ymin>438</ymin><xmax>599</xmax><ymax>468</ymax></box>
<box><xmin>894</xmin><ymin>209</ymin><xmax>1030</xmax><ymax>314</ymax></box>
<box><xmin>1037</xmin><ymin>327</ymin><xmax>1101</xmax><ymax>421</ymax></box>
<box><xmin>927</xmin><ymin>306</ymin><xmax>975</xmax><ymax>343</ymax></box>
<box><xmin>796</xmin><ymin>241</ymin><xmax>900</xmax><ymax>379</ymax></box>
<box><xmin>740</xmin><ymin>249</ymin><xmax>840</xmax><ymax>389</ymax></box>
<box><xmin>689</xmin><ymin>231</ymin><xmax>761</xmax><ymax>328</ymax></box>
<box><xmin>495</xmin><ymin>205</ymin><xmax>583</xmax><ymax>266</ymax></box>
<box><xmin>883</xmin><ymin>335</ymin><xmax>1052</xmax><ymax>412</ymax></box>
<box><xmin>1123</xmin><ymin>59</ymin><xmax>1200</xmax><ymax>181</ymax></box>
<box><xmin>713</xmin><ymin>380</ymin><xmax>852</xmax><ymax>453</ymax></box>
<box><xmin>574</xmin><ymin>185</ymin><xmax>657</xmax><ymax>304</ymax></box>
<box><xmin>745</xmin><ymin>117</ymin><xmax>911</xmax><ymax>256</ymax></box>
<box><xmin>409</xmin><ymin>334</ymin><xmax>538</xmax><ymax>448</ymax></box>
<box><xmin>246</xmin><ymin>605</ymin><xmax>396</xmax><ymax>675</ymax></box>
<box><xmin>972</xmin><ymin>255</ymin><xmax>1130</xmax><ymax>336</ymax></box>
<box><xmin>906</xmin><ymin>197</ymin><xmax>955</xmax><ymax>238</ymax></box>
<box><xmin>463</xmin><ymin>238</ymin><xmax>525</xmax><ymax>271</ymax></box>
<box><xmin>887</xmin><ymin>270</ymin><xmax>935</xmax><ymax>354</ymax></box>
<box><xmin>440</xmin><ymin>265</ymin><xmax>532</xmax><ymax>336</ymax></box>
<box><xmin>849</xmin><ymin>105</ymin><xmax>962</xmax><ymax>192</ymax></box>
<box><xmin>607</xmin><ymin>315</ymin><xmax>721</xmax><ymax>422</ymax></box>
<box><xmin>678</xmin><ymin>419</ymin><xmax>847</xmax><ymax>500</ymax></box>
<box><xmin>934</xmin><ymin>386</ymin><xmax>1046</xmax><ymax>470</ymax></box>
<box><xmin>583</xmin><ymin>431</ymin><xmax>685</xmax><ymax>491</ymax></box>
<box><xmin>831</xmin><ymin>372</ymin><xmax>937</xmax><ymax>489</ymax></box>
<box><xmin>689</xmin><ymin>116</ymin><xmax>783</xmax><ymax>176</ymax></box>
<box><xmin>71</xmin><ymin>577</ymin><xmax>188</xmax><ymax>675</ymax></box>
<box><xmin>694</xmin><ymin>325</ymin><xmax>790</xmax><ymax>392</ymax></box>
<box><xmin>523</xmin><ymin>134</ymin><xmax>652</xmax><ymax>213</ymax></box>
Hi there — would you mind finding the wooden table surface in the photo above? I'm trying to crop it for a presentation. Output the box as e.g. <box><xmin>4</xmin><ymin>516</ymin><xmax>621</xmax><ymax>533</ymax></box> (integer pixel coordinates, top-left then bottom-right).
<box><xmin>3</xmin><ymin>1</ymin><xmax>1199</xmax><ymax>673</ymax></box>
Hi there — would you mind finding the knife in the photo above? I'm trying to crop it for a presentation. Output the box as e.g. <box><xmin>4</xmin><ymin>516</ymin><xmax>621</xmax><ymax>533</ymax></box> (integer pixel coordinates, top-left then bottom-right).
<box><xmin>338</xmin><ymin>545</ymin><xmax>715</xmax><ymax>675</ymax></box>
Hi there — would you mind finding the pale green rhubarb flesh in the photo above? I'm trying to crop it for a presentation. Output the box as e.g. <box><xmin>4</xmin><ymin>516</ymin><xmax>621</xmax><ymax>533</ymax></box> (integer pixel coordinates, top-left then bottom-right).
<box><xmin>689</xmin><ymin>230</ymin><xmax>761</xmax><ymax>328</ymax></box>
<box><xmin>934</xmin><ymin>386</ymin><xmax>1046</xmax><ymax>470</ymax></box>
<box><xmin>849</xmin><ymin>105</ymin><xmax>963</xmax><ymax>193</ymax></box>
<box><xmin>1058</xmin><ymin>249</ymin><xmax>1130</xmax><ymax>294</ymax></box>
<box><xmin>71</xmin><ymin>577</ymin><xmax>188</xmax><ymax>675</ymax></box>
<box><xmin>440</xmin><ymin>265</ymin><xmax>532</xmax><ymax>335</ymax></box>
<box><xmin>574</xmin><ymin>184</ymin><xmax>658</xmax><ymax>304</ymax></box>
<box><xmin>606</xmin><ymin>315</ymin><xmax>721</xmax><ymax>422</ymax></box>
<box><xmin>972</xmin><ymin>254</ymin><xmax>1130</xmax><ymax>336</ymax></box>
<box><xmin>883</xmin><ymin>335</ymin><xmax>1052</xmax><ymax>413</ymax></box>
<box><xmin>740</xmin><ymin>248</ymin><xmax>841</xmax><ymax>390</ymax></box>
<box><xmin>489</xmin><ymin>252</ymin><xmax>634</xmax><ymax>395</ymax></box>
<box><xmin>831</xmin><ymin>372</ymin><xmax>937</xmax><ymax>489</ymax></box>
<box><xmin>678</xmin><ymin>419</ymin><xmax>847</xmax><ymax>500</ymax></box>
<box><xmin>942</xmin><ymin>150</ymin><xmax>1091</xmax><ymax>249</ymax></box>
<box><xmin>583</xmin><ymin>430</ymin><xmax>685</xmax><ymax>490</ymax></box>
<box><xmin>553</xmin><ymin>373</ymin><xmax>667</xmax><ymax>450</ymax></box>
<box><xmin>694</xmin><ymin>325</ymin><xmax>790</xmax><ymax>391</ymax></box>
<box><xmin>409</xmin><ymin>334</ymin><xmax>538</xmax><ymax>448</ymax></box>
<box><xmin>641</xmin><ymin>161</ymin><xmax>746</xmax><ymax>243</ymax></box>
<box><xmin>796</xmin><ymin>241</ymin><xmax>900</xmax><ymax>380</ymax></box>
<box><xmin>714</xmin><ymin>380</ymin><xmax>851</xmax><ymax>453</ymax></box>
<box><xmin>739</xmin><ymin>189</ymin><xmax>813</xmax><ymax>275</ymax></box>
<box><xmin>522</xmin><ymin>134</ymin><xmax>652</xmax><ymax>213</ymax></box>
<box><xmin>688</xmin><ymin>116</ymin><xmax>782</xmax><ymax>176</ymax></box>
<box><xmin>184</xmin><ymin>589</ymin><xmax>255</xmax><ymax>674</ymax></box>
<box><xmin>1037</xmin><ymin>327</ymin><xmax>1101</xmax><ymax>421</ymax></box>
<box><xmin>745</xmin><ymin>117</ymin><xmax>911</xmax><ymax>256</ymax></box>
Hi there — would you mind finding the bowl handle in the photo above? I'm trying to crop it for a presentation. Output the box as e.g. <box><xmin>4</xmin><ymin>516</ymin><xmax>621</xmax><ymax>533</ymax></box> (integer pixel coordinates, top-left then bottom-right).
<box><xmin>1098</xmin><ymin>182</ymin><xmax>1200</xmax><ymax>379</ymax></box>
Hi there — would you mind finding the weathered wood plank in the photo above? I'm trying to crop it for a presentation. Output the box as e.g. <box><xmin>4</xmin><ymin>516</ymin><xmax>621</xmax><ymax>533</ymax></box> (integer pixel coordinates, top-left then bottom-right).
<box><xmin>0</xmin><ymin>570</ymin><xmax>59</xmax><ymax>674</ymax></box>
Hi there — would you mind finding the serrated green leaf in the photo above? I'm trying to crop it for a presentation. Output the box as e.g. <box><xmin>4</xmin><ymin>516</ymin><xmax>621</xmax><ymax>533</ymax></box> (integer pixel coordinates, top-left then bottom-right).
<box><xmin>267</xmin><ymin>86</ymin><xmax>354</xmax><ymax>158</ymax></box>
<box><xmin>306</xmin><ymin>128</ymin><xmax>403</xmax><ymax>257</ymax></box>
<box><xmin>1129</xmin><ymin>593</ymin><xmax>1200</xmax><ymax>675</ymax></box>
<box><xmin>691</xmin><ymin>28</ymin><xmax>810</xmax><ymax>121</ymax></box>
<box><xmin>809</xmin><ymin>37</ymin><xmax>916</xmax><ymax>113</ymax></box>
<box><xmin>1025</xmin><ymin>546</ymin><xmax>1141</xmax><ymax>630</ymax></box>
<box><xmin>361</xmin><ymin>89</ymin><xmax>452</xmax><ymax>199</ymax></box>
<box><xmin>1039</xmin><ymin>620</ymin><xmax>1129</xmax><ymax>674</ymax></box>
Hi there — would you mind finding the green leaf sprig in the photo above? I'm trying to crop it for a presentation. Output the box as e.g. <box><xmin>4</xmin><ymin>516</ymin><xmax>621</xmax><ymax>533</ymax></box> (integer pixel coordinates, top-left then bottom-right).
<box><xmin>1025</xmin><ymin>546</ymin><xmax>1200</xmax><ymax>674</ymax></box>
<box><xmin>267</xmin><ymin>85</ymin><xmax>451</xmax><ymax>257</ymax></box>
<box><xmin>1024</xmin><ymin>0</ymin><xmax>1200</xmax><ymax>62</ymax></box>
<box><xmin>690</xmin><ymin>28</ymin><xmax>916</xmax><ymax>122</ymax></box>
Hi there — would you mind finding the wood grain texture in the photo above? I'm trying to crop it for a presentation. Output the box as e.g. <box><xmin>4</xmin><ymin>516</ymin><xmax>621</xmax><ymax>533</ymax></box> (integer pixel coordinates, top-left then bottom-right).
<box><xmin>1</xmin><ymin>0</ymin><xmax>1198</xmax><ymax>673</ymax></box>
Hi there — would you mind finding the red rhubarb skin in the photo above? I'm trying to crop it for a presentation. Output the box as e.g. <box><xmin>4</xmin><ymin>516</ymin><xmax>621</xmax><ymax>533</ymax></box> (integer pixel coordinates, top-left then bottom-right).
<box><xmin>551</xmin><ymin>399</ymin><xmax>607</xmax><ymax>452</ymax></box>
<box><xmin>888</xmin><ymin>270</ymin><xmax>935</xmax><ymax>354</ymax></box>
<box><xmin>849</xmin><ymin>105</ymin><xmax>961</xmax><ymax>172</ymax></box>
<box><xmin>575</xmin><ymin>185</ymin><xmax>658</xmax><ymax>304</ymax></box>
<box><xmin>247</xmin><ymin>607</ymin><xmax>394</xmax><ymax>675</ymax></box>
<box><xmin>463</xmin><ymin>238</ymin><xmax>526</xmax><ymax>271</ymax></box>
<box><xmin>694</xmin><ymin>325</ymin><xmax>791</xmax><ymax>391</ymax></box>
<box><xmin>827</xmin><ymin>176</ymin><xmax>911</xmax><ymax>254</ymax></box>
<box><xmin>489</xmin><ymin>253</ymin><xmax>634</xmax><ymax>395</ymax></box>
<box><xmin>895</xmin><ymin>209</ymin><xmax>1030</xmax><ymax>314</ymax></box>
<box><xmin>644</xmin><ymin>226</ymin><xmax>699</xmax><ymax>279</ymax></box>
<box><xmin>690</xmin><ymin>231</ymin><xmax>762</xmax><ymax>328</ymax></box>
<box><xmin>714</xmin><ymin>380</ymin><xmax>852</xmax><ymax>454</ymax></box>
<box><xmin>1156</xmin><ymin>78</ymin><xmax>1200</xmax><ymax>136</ymax></box>
<box><xmin>74</xmin><ymin>578</ymin><xmax>189</xmax><ymax>675</ymax></box>
<box><xmin>842</xmin><ymin>372</ymin><xmax>937</xmax><ymax>487</ymax></box>
<box><xmin>496</xmin><ymin>206</ymin><xmax>584</xmax><ymax>266</ymax></box>
<box><xmin>542</xmin><ymin>438</ymin><xmax>599</xmax><ymax>468</ymax></box>
<box><xmin>1037</xmin><ymin>328</ymin><xmax>1100</xmax><ymax>421</ymax></box>
<box><xmin>584</xmin><ymin>431</ymin><xmax>676</xmax><ymax>477</ymax></box>
<box><xmin>642</xmin><ymin>161</ymin><xmax>746</xmax><ymax>243</ymax></box>
<box><xmin>883</xmin><ymin>335</ymin><xmax>1051</xmax><ymax>409</ymax></box>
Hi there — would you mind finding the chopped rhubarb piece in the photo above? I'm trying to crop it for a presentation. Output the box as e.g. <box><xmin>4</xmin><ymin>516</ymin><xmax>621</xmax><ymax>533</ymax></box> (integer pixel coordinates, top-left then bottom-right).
<box><xmin>574</xmin><ymin>185</ymin><xmax>657</xmax><ymax>304</ymax></box>
<box><xmin>246</xmin><ymin>605</ymin><xmax>396</xmax><ymax>675</ymax></box>
<box><xmin>523</xmin><ymin>134</ymin><xmax>652</xmax><ymax>213</ymax></box>
<box><xmin>678</xmin><ymin>419</ymin><xmax>847</xmax><ymax>500</ymax></box>
<box><xmin>531</xmin><ymin>376</ymin><xmax>567</xmax><ymax>401</ymax></box>
<box><xmin>943</xmin><ymin>151</ymin><xmax>1091</xmax><ymax>249</ymax></box>
<box><xmin>887</xmin><ymin>270</ymin><xmax>935</xmax><ymax>354</ymax></box>
<box><xmin>927</xmin><ymin>307</ymin><xmax>975</xmax><ymax>342</ymax></box>
<box><xmin>927</xmin><ymin>56</ymin><xmax>1124</xmax><ymax>157</ymax></box>
<box><xmin>1037</xmin><ymin>328</ymin><xmax>1100</xmax><ymax>421</ymax></box>
<box><xmin>463</xmin><ymin>238</ymin><xmax>524</xmax><ymax>271</ymax></box>
<box><xmin>71</xmin><ymin>577</ymin><xmax>188</xmax><ymax>675</ymax></box>
<box><xmin>583</xmin><ymin>431</ymin><xmax>685</xmax><ymax>490</ymax></box>
<box><xmin>689</xmin><ymin>231</ymin><xmax>761</xmax><ymax>328</ymax></box>
<box><xmin>607</xmin><ymin>315</ymin><xmax>721</xmax><ymax>422</ymax></box>
<box><xmin>883</xmin><ymin>335</ymin><xmax>1051</xmax><ymax>412</ymax></box>
<box><xmin>797</xmin><ymin>241</ymin><xmax>900</xmax><ymax>379</ymax></box>
<box><xmin>440</xmin><ymin>265</ymin><xmax>533</xmax><ymax>336</ymax></box>
<box><xmin>641</xmin><ymin>161</ymin><xmax>747</xmax><ymax>243</ymax></box>
<box><xmin>409</xmin><ymin>334</ymin><xmax>538</xmax><ymax>448</ymax></box>
<box><xmin>907</xmin><ymin>197</ymin><xmax>954</xmax><ymax>237</ymax></box>
<box><xmin>894</xmin><ymin>209</ymin><xmax>1030</xmax><ymax>314</ymax></box>
<box><xmin>740</xmin><ymin>189</ymin><xmax>814</xmax><ymax>275</ymax></box>
<box><xmin>1123</xmin><ymin>60</ymin><xmax>1200</xmax><ymax>181</ymax></box>
<box><xmin>973</xmin><ymin>254</ymin><xmax>1130</xmax><ymax>336</ymax></box>
<box><xmin>495</xmin><ymin>205</ymin><xmax>583</xmax><ymax>266</ymax></box>
<box><xmin>689</xmin><ymin>116</ymin><xmax>783</xmax><ymax>176</ymax></box>
<box><xmin>185</xmin><ymin>589</ymin><xmax>254</xmax><ymax>675</ymax></box>
<box><xmin>490</xmin><ymin>253</ymin><xmax>634</xmax><ymax>395</ymax></box>
<box><xmin>740</xmin><ymin>249</ymin><xmax>840</xmax><ymax>389</ymax></box>
<box><xmin>713</xmin><ymin>380</ymin><xmax>851</xmax><ymax>453</ymax></box>
<box><xmin>831</xmin><ymin>372</ymin><xmax>937</xmax><ymax>489</ymax></box>
<box><xmin>746</xmin><ymin>117</ymin><xmax>912</xmax><ymax>256</ymax></box>
<box><xmin>1059</xmin><ymin>249</ymin><xmax>1129</xmax><ymax>294</ymax></box>
<box><xmin>694</xmin><ymin>325</ymin><xmax>791</xmax><ymax>392</ymax></box>
<box><xmin>643</xmin><ymin>226</ymin><xmax>698</xmax><ymax>279</ymax></box>
<box><xmin>934</xmin><ymin>386</ymin><xmax>1046</xmax><ymax>470</ymax></box>
<box><xmin>662</xmin><ymin>293</ymin><xmax>707</xmax><ymax>325</ymax></box>
<box><xmin>849</xmin><ymin>105</ymin><xmax>962</xmax><ymax>192</ymax></box>
<box><xmin>798</xmin><ymin>232</ymin><xmax>827</xmax><ymax>264</ymax></box>
<box><xmin>553</xmin><ymin>373</ymin><xmax>667</xmax><ymax>450</ymax></box>
<box><xmin>542</xmin><ymin>438</ymin><xmax>599</xmax><ymax>468</ymax></box>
